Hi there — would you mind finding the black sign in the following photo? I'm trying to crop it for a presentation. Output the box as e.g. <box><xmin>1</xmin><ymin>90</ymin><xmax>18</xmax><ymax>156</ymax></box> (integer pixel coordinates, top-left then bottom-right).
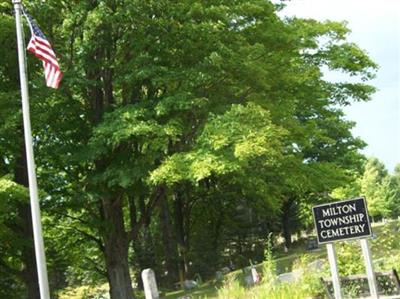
<box><xmin>312</xmin><ymin>197</ymin><xmax>372</xmax><ymax>244</ymax></box>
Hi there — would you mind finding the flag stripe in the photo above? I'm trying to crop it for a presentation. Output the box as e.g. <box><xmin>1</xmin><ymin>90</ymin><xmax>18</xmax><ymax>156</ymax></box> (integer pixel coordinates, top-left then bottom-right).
<box><xmin>28</xmin><ymin>39</ymin><xmax>58</xmax><ymax>60</ymax></box>
<box><xmin>28</xmin><ymin>46</ymin><xmax>60</xmax><ymax>67</ymax></box>
<box><xmin>27</xmin><ymin>38</ymin><xmax>60</xmax><ymax>66</ymax></box>
<box><xmin>32</xmin><ymin>36</ymin><xmax>52</xmax><ymax>47</ymax></box>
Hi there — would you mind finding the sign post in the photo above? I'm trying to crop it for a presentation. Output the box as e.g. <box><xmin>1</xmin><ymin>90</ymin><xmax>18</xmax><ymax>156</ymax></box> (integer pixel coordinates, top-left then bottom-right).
<box><xmin>326</xmin><ymin>243</ymin><xmax>342</xmax><ymax>299</ymax></box>
<box><xmin>313</xmin><ymin>197</ymin><xmax>377</xmax><ymax>299</ymax></box>
<box><xmin>360</xmin><ymin>239</ymin><xmax>379</xmax><ymax>298</ymax></box>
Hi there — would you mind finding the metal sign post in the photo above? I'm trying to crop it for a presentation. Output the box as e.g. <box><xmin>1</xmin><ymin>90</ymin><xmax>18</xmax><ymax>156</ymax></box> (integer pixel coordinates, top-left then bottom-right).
<box><xmin>326</xmin><ymin>243</ymin><xmax>342</xmax><ymax>299</ymax></box>
<box><xmin>360</xmin><ymin>239</ymin><xmax>379</xmax><ymax>298</ymax></box>
<box><xmin>313</xmin><ymin>197</ymin><xmax>378</xmax><ymax>299</ymax></box>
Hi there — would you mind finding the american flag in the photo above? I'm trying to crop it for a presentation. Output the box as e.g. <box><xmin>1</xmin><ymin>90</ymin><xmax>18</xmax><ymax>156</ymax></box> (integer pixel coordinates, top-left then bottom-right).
<box><xmin>24</xmin><ymin>12</ymin><xmax>63</xmax><ymax>89</ymax></box>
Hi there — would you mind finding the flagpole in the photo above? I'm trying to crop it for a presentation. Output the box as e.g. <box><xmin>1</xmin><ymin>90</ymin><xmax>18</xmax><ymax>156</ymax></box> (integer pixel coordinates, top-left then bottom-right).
<box><xmin>12</xmin><ymin>1</ymin><xmax>51</xmax><ymax>298</ymax></box>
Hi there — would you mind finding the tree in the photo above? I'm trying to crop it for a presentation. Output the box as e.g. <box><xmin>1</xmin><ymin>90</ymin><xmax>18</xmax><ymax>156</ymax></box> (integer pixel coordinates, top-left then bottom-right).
<box><xmin>360</xmin><ymin>158</ymin><xmax>389</xmax><ymax>219</ymax></box>
<box><xmin>0</xmin><ymin>178</ymin><xmax>29</xmax><ymax>299</ymax></box>
<box><xmin>382</xmin><ymin>164</ymin><xmax>400</xmax><ymax>218</ymax></box>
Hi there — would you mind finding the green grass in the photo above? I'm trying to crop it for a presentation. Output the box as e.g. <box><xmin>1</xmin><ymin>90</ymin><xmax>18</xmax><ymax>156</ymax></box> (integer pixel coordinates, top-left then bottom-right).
<box><xmin>163</xmin><ymin>282</ymin><xmax>218</xmax><ymax>299</ymax></box>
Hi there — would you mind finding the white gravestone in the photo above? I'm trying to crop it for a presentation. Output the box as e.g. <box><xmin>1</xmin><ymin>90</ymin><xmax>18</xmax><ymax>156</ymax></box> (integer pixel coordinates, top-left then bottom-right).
<box><xmin>142</xmin><ymin>269</ymin><xmax>159</xmax><ymax>299</ymax></box>
<box><xmin>277</xmin><ymin>269</ymin><xmax>302</xmax><ymax>283</ymax></box>
<box><xmin>183</xmin><ymin>280</ymin><xmax>197</xmax><ymax>290</ymax></box>
<box><xmin>251</xmin><ymin>267</ymin><xmax>260</xmax><ymax>284</ymax></box>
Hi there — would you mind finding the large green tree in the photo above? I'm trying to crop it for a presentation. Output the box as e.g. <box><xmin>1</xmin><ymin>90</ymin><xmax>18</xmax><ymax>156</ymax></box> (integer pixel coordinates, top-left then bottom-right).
<box><xmin>386</xmin><ymin>165</ymin><xmax>400</xmax><ymax>217</ymax></box>
<box><xmin>361</xmin><ymin>157</ymin><xmax>389</xmax><ymax>218</ymax></box>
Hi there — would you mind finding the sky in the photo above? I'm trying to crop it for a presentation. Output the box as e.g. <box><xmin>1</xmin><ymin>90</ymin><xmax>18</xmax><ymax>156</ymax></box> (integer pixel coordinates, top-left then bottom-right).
<box><xmin>279</xmin><ymin>0</ymin><xmax>400</xmax><ymax>173</ymax></box>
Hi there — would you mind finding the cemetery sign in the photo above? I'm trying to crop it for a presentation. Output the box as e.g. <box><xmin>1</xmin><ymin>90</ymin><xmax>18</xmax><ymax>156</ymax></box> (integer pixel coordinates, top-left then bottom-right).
<box><xmin>312</xmin><ymin>197</ymin><xmax>372</xmax><ymax>244</ymax></box>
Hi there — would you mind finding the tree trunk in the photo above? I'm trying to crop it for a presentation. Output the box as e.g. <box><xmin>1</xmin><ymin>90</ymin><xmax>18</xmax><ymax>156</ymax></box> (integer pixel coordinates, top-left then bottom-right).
<box><xmin>131</xmin><ymin>227</ymin><xmax>155</xmax><ymax>290</ymax></box>
<box><xmin>84</xmin><ymin>19</ymin><xmax>134</xmax><ymax>298</ymax></box>
<box><xmin>129</xmin><ymin>194</ymin><xmax>156</xmax><ymax>290</ymax></box>
<box><xmin>281</xmin><ymin>199</ymin><xmax>293</xmax><ymax>249</ymax></box>
<box><xmin>159</xmin><ymin>198</ymin><xmax>179</xmax><ymax>287</ymax></box>
<box><xmin>173</xmin><ymin>191</ymin><xmax>189</xmax><ymax>280</ymax></box>
<box><xmin>102</xmin><ymin>196</ymin><xmax>135</xmax><ymax>299</ymax></box>
<box><xmin>14</xmin><ymin>143</ymin><xmax>40</xmax><ymax>299</ymax></box>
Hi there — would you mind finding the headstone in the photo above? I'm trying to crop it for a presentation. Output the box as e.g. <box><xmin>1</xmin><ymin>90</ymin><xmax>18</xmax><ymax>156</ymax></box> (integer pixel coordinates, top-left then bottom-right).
<box><xmin>307</xmin><ymin>259</ymin><xmax>324</xmax><ymax>272</ymax></box>
<box><xmin>244</xmin><ymin>274</ymin><xmax>254</xmax><ymax>287</ymax></box>
<box><xmin>277</xmin><ymin>269</ymin><xmax>302</xmax><ymax>283</ymax></box>
<box><xmin>215</xmin><ymin>271</ymin><xmax>224</xmax><ymax>283</ymax></box>
<box><xmin>277</xmin><ymin>272</ymin><xmax>295</xmax><ymax>283</ymax></box>
<box><xmin>183</xmin><ymin>280</ymin><xmax>197</xmax><ymax>290</ymax></box>
<box><xmin>242</xmin><ymin>266</ymin><xmax>253</xmax><ymax>286</ymax></box>
<box><xmin>229</xmin><ymin>260</ymin><xmax>235</xmax><ymax>270</ymax></box>
<box><xmin>251</xmin><ymin>267</ymin><xmax>260</xmax><ymax>284</ymax></box>
<box><xmin>306</xmin><ymin>237</ymin><xmax>319</xmax><ymax>251</ymax></box>
<box><xmin>142</xmin><ymin>269</ymin><xmax>159</xmax><ymax>299</ymax></box>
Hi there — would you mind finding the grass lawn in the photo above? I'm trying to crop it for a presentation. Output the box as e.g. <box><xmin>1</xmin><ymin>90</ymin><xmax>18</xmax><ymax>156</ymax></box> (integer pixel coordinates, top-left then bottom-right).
<box><xmin>163</xmin><ymin>282</ymin><xmax>218</xmax><ymax>299</ymax></box>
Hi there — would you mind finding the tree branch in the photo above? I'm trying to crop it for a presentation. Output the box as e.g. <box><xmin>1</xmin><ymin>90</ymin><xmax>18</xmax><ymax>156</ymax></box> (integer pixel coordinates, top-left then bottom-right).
<box><xmin>127</xmin><ymin>184</ymin><xmax>166</xmax><ymax>242</ymax></box>
<box><xmin>83</xmin><ymin>257</ymin><xmax>107</xmax><ymax>277</ymax></box>
<box><xmin>71</xmin><ymin>226</ymin><xmax>105</xmax><ymax>252</ymax></box>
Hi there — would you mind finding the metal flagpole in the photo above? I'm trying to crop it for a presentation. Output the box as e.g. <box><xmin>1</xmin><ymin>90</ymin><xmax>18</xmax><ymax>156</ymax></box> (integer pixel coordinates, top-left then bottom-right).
<box><xmin>12</xmin><ymin>1</ymin><xmax>51</xmax><ymax>298</ymax></box>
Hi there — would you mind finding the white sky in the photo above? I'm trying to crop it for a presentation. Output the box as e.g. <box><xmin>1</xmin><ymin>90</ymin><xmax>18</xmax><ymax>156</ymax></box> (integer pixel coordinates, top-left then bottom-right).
<box><xmin>280</xmin><ymin>0</ymin><xmax>400</xmax><ymax>172</ymax></box>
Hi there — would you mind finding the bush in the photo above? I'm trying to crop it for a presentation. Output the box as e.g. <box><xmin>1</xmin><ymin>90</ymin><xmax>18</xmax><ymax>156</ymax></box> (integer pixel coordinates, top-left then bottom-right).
<box><xmin>336</xmin><ymin>241</ymin><xmax>364</xmax><ymax>276</ymax></box>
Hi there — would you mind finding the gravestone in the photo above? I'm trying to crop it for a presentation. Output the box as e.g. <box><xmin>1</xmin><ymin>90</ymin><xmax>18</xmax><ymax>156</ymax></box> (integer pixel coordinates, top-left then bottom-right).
<box><xmin>244</xmin><ymin>274</ymin><xmax>254</xmax><ymax>287</ymax></box>
<box><xmin>308</xmin><ymin>259</ymin><xmax>325</xmax><ymax>272</ymax></box>
<box><xmin>183</xmin><ymin>280</ymin><xmax>197</xmax><ymax>290</ymax></box>
<box><xmin>243</xmin><ymin>266</ymin><xmax>261</xmax><ymax>286</ymax></box>
<box><xmin>215</xmin><ymin>271</ymin><xmax>224</xmax><ymax>283</ymax></box>
<box><xmin>243</xmin><ymin>267</ymin><xmax>254</xmax><ymax>287</ymax></box>
<box><xmin>251</xmin><ymin>267</ymin><xmax>260</xmax><ymax>284</ymax></box>
<box><xmin>306</xmin><ymin>237</ymin><xmax>319</xmax><ymax>251</ymax></box>
<box><xmin>277</xmin><ymin>272</ymin><xmax>296</xmax><ymax>283</ymax></box>
<box><xmin>277</xmin><ymin>269</ymin><xmax>302</xmax><ymax>283</ymax></box>
<box><xmin>142</xmin><ymin>269</ymin><xmax>159</xmax><ymax>299</ymax></box>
